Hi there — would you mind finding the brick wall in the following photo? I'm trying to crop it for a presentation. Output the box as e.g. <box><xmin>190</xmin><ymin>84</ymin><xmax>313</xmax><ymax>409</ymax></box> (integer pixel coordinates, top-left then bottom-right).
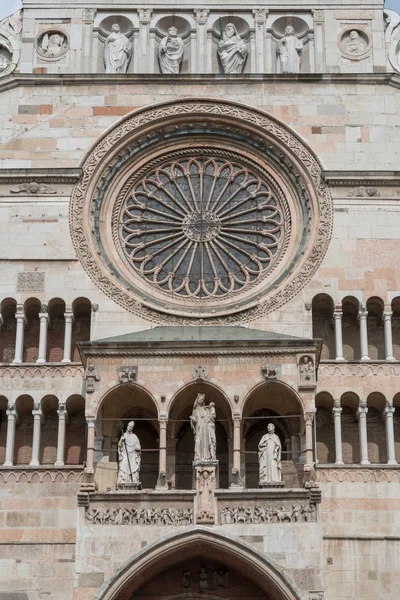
<box><xmin>65</xmin><ymin>410</ymin><xmax>86</xmax><ymax>465</ymax></box>
<box><xmin>341</xmin><ymin>407</ymin><xmax>360</xmax><ymax>464</ymax></box>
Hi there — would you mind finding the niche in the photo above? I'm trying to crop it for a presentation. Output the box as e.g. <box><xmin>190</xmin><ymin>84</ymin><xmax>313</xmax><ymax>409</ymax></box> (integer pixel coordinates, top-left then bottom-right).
<box><xmin>270</xmin><ymin>15</ymin><xmax>312</xmax><ymax>74</ymax></box>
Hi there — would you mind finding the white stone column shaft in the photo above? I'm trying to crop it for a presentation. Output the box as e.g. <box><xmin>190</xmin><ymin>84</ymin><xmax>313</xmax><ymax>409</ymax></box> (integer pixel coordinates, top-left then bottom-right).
<box><xmin>36</xmin><ymin>310</ymin><xmax>49</xmax><ymax>364</ymax></box>
<box><xmin>358</xmin><ymin>304</ymin><xmax>370</xmax><ymax>361</ymax></box>
<box><xmin>305</xmin><ymin>414</ymin><xmax>314</xmax><ymax>466</ymax></box>
<box><xmin>332</xmin><ymin>402</ymin><xmax>344</xmax><ymax>465</ymax></box>
<box><xmin>86</xmin><ymin>419</ymin><xmax>96</xmax><ymax>473</ymax></box>
<box><xmin>383</xmin><ymin>402</ymin><xmax>397</xmax><ymax>465</ymax></box>
<box><xmin>12</xmin><ymin>305</ymin><xmax>25</xmax><ymax>364</ymax></box>
<box><xmin>55</xmin><ymin>403</ymin><xmax>67</xmax><ymax>467</ymax></box>
<box><xmin>333</xmin><ymin>310</ymin><xmax>345</xmax><ymax>361</ymax></box>
<box><xmin>29</xmin><ymin>405</ymin><xmax>42</xmax><ymax>467</ymax></box>
<box><xmin>252</xmin><ymin>9</ymin><xmax>268</xmax><ymax>73</ymax></box>
<box><xmin>3</xmin><ymin>405</ymin><xmax>17</xmax><ymax>466</ymax></box>
<box><xmin>158</xmin><ymin>418</ymin><xmax>168</xmax><ymax>473</ymax></box>
<box><xmin>383</xmin><ymin>311</ymin><xmax>396</xmax><ymax>361</ymax></box>
<box><xmin>233</xmin><ymin>417</ymin><xmax>241</xmax><ymax>472</ymax></box>
<box><xmin>357</xmin><ymin>400</ymin><xmax>370</xmax><ymax>465</ymax></box>
<box><xmin>62</xmin><ymin>312</ymin><xmax>73</xmax><ymax>363</ymax></box>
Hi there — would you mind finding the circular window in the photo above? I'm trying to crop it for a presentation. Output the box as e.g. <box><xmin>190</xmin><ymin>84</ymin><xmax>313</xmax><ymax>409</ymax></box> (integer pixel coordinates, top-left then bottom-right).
<box><xmin>117</xmin><ymin>156</ymin><xmax>286</xmax><ymax>299</ymax></box>
<box><xmin>71</xmin><ymin>100</ymin><xmax>333</xmax><ymax>324</ymax></box>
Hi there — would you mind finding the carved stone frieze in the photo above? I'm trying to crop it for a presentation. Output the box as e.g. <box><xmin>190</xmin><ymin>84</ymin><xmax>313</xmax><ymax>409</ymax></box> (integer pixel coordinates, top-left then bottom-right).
<box><xmin>86</xmin><ymin>506</ymin><xmax>193</xmax><ymax>525</ymax></box>
<box><xmin>0</xmin><ymin>469</ymin><xmax>84</xmax><ymax>484</ymax></box>
<box><xmin>0</xmin><ymin>364</ymin><xmax>84</xmax><ymax>380</ymax></box>
<box><xmin>318</xmin><ymin>362</ymin><xmax>400</xmax><ymax>378</ymax></box>
<box><xmin>10</xmin><ymin>182</ymin><xmax>57</xmax><ymax>195</ymax></box>
<box><xmin>70</xmin><ymin>100</ymin><xmax>333</xmax><ymax>325</ymax></box>
<box><xmin>220</xmin><ymin>502</ymin><xmax>316</xmax><ymax>524</ymax></box>
<box><xmin>347</xmin><ymin>186</ymin><xmax>381</xmax><ymax>197</ymax></box>
<box><xmin>117</xmin><ymin>366</ymin><xmax>138</xmax><ymax>384</ymax></box>
<box><xmin>317</xmin><ymin>468</ymin><xmax>400</xmax><ymax>483</ymax></box>
<box><xmin>261</xmin><ymin>364</ymin><xmax>281</xmax><ymax>379</ymax></box>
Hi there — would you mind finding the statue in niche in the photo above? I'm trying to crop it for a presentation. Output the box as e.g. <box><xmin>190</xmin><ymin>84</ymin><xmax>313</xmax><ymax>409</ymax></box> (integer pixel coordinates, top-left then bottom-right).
<box><xmin>277</xmin><ymin>26</ymin><xmax>303</xmax><ymax>74</ymax></box>
<box><xmin>346</xmin><ymin>30</ymin><xmax>364</xmax><ymax>55</ymax></box>
<box><xmin>258</xmin><ymin>423</ymin><xmax>282</xmax><ymax>485</ymax></box>
<box><xmin>104</xmin><ymin>24</ymin><xmax>132</xmax><ymax>74</ymax></box>
<box><xmin>158</xmin><ymin>26</ymin><xmax>184</xmax><ymax>74</ymax></box>
<box><xmin>117</xmin><ymin>420</ymin><xmax>141</xmax><ymax>486</ymax></box>
<box><xmin>299</xmin><ymin>355</ymin><xmax>314</xmax><ymax>384</ymax></box>
<box><xmin>217</xmin><ymin>23</ymin><xmax>248</xmax><ymax>74</ymax></box>
<box><xmin>190</xmin><ymin>393</ymin><xmax>216</xmax><ymax>462</ymax></box>
<box><xmin>40</xmin><ymin>32</ymin><xmax>68</xmax><ymax>58</ymax></box>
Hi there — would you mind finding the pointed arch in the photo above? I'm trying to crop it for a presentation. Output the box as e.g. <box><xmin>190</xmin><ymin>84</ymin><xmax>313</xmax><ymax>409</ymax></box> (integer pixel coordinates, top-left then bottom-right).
<box><xmin>95</xmin><ymin>527</ymin><xmax>303</xmax><ymax>600</ymax></box>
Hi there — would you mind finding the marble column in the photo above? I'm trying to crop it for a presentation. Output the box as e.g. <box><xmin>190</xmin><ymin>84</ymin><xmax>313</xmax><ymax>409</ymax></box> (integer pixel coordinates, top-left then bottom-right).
<box><xmin>252</xmin><ymin>9</ymin><xmax>267</xmax><ymax>73</ymax></box>
<box><xmin>358</xmin><ymin>303</ymin><xmax>370</xmax><ymax>361</ymax></box>
<box><xmin>357</xmin><ymin>399</ymin><xmax>370</xmax><ymax>465</ymax></box>
<box><xmin>86</xmin><ymin>419</ymin><xmax>96</xmax><ymax>473</ymax></box>
<box><xmin>12</xmin><ymin>304</ymin><xmax>25</xmax><ymax>364</ymax></box>
<box><xmin>62</xmin><ymin>312</ymin><xmax>73</xmax><ymax>363</ymax></box>
<box><xmin>333</xmin><ymin>309</ymin><xmax>345</xmax><ymax>361</ymax></box>
<box><xmin>383</xmin><ymin>310</ymin><xmax>396</xmax><ymax>361</ymax></box>
<box><xmin>233</xmin><ymin>417</ymin><xmax>241</xmax><ymax>472</ymax></box>
<box><xmin>36</xmin><ymin>307</ymin><xmax>49</xmax><ymax>364</ymax></box>
<box><xmin>383</xmin><ymin>401</ymin><xmax>397</xmax><ymax>465</ymax></box>
<box><xmin>194</xmin><ymin>9</ymin><xmax>209</xmax><ymax>73</ymax></box>
<box><xmin>137</xmin><ymin>8</ymin><xmax>152</xmax><ymax>73</ymax></box>
<box><xmin>332</xmin><ymin>400</ymin><xmax>344</xmax><ymax>465</ymax></box>
<box><xmin>3</xmin><ymin>403</ymin><xmax>17</xmax><ymax>467</ymax></box>
<box><xmin>305</xmin><ymin>413</ymin><xmax>314</xmax><ymax>467</ymax></box>
<box><xmin>55</xmin><ymin>402</ymin><xmax>67</xmax><ymax>467</ymax></box>
<box><xmin>312</xmin><ymin>10</ymin><xmax>326</xmax><ymax>72</ymax></box>
<box><xmin>158</xmin><ymin>418</ymin><xmax>168</xmax><ymax>474</ymax></box>
<box><xmin>29</xmin><ymin>403</ymin><xmax>43</xmax><ymax>467</ymax></box>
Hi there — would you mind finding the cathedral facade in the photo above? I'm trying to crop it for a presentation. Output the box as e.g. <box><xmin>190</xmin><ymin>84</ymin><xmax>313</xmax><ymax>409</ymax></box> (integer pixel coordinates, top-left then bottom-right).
<box><xmin>0</xmin><ymin>1</ymin><xmax>400</xmax><ymax>599</ymax></box>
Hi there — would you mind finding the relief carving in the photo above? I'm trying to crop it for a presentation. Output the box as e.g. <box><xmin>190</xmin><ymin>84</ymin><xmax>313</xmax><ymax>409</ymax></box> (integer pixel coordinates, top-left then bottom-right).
<box><xmin>36</xmin><ymin>30</ymin><xmax>69</xmax><ymax>59</ymax></box>
<box><xmin>192</xmin><ymin>365</ymin><xmax>208</xmax><ymax>380</ymax></box>
<box><xmin>86</xmin><ymin>506</ymin><xmax>193</xmax><ymax>525</ymax></box>
<box><xmin>196</xmin><ymin>467</ymin><xmax>216</xmax><ymax>524</ymax></box>
<box><xmin>85</xmin><ymin>365</ymin><xmax>100</xmax><ymax>393</ymax></box>
<box><xmin>16</xmin><ymin>272</ymin><xmax>45</xmax><ymax>292</ymax></box>
<box><xmin>117</xmin><ymin>366</ymin><xmax>138</xmax><ymax>384</ymax></box>
<box><xmin>220</xmin><ymin>502</ymin><xmax>316</xmax><ymax>524</ymax></box>
<box><xmin>299</xmin><ymin>355</ymin><xmax>315</xmax><ymax>386</ymax></box>
<box><xmin>10</xmin><ymin>182</ymin><xmax>56</xmax><ymax>195</ymax></box>
<box><xmin>261</xmin><ymin>364</ymin><xmax>280</xmax><ymax>380</ymax></box>
<box><xmin>0</xmin><ymin>9</ymin><xmax>22</xmax><ymax>77</ymax></box>
<box><xmin>347</xmin><ymin>186</ymin><xmax>381</xmax><ymax>198</ymax></box>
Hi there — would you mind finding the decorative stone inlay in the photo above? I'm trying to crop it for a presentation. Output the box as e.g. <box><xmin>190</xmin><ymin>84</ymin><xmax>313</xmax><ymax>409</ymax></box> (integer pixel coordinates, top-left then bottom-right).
<box><xmin>70</xmin><ymin>100</ymin><xmax>333</xmax><ymax>324</ymax></box>
<box><xmin>118</xmin><ymin>156</ymin><xmax>285</xmax><ymax>299</ymax></box>
<box><xmin>220</xmin><ymin>502</ymin><xmax>316</xmax><ymax>524</ymax></box>
<box><xmin>16</xmin><ymin>272</ymin><xmax>45</xmax><ymax>292</ymax></box>
<box><xmin>86</xmin><ymin>506</ymin><xmax>193</xmax><ymax>525</ymax></box>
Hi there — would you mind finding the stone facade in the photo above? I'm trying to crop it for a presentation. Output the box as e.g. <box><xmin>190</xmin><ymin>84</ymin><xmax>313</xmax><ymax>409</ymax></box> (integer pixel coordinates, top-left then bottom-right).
<box><xmin>0</xmin><ymin>1</ymin><xmax>400</xmax><ymax>600</ymax></box>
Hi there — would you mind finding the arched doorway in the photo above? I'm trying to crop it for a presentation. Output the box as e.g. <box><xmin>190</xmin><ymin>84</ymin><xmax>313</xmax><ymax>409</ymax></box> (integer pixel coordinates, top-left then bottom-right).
<box><xmin>95</xmin><ymin>528</ymin><xmax>303</xmax><ymax>600</ymax></box>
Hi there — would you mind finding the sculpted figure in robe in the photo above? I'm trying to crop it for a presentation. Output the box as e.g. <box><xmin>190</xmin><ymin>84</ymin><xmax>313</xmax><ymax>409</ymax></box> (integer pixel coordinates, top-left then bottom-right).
<box><xmin>190</xmin><ymin>394</ymin><xmax>216</xmax><ymax>461</ymax></box>
<box><xmin>158</xmin><ymin>26</ymin><xmax>184</xmax><ymax>74</ymax></box>
<box><xmin>41</xmin><ymin>33</ymin><xmax>67</xmax><ymax>58</ymax></box>
<box><xmin>258</xmin><ymin>423</ymin><xmax>282</xmax><ymax>484</ymax></box>
<box><xmin>346</xmin><ymin>30</ymin><xmax>364</xmax><ymax>54</ymax></box>
<box><xmin>277</xmin><ymin>26</ymin><xmax>303</xmax><ymax>74</ymax></box>
<box><xmin>104</xmin><ymin>24</ymin><xmax>132</xmax><ymax>73</ymax></box>
<box><xmin>217</xmin><ymin>23</ymin><xmax>248</xmax><ymax>74</ymax></box>
<box><xmin>117</xmin><ymin>420</ymin><xmax>141</xmax><ymax>485</ymax></box>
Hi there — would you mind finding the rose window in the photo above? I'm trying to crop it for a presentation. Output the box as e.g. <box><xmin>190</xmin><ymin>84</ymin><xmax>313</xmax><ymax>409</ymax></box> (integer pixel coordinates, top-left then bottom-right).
<box><xmin>118</xmin><ymin>157</ymin><xmax>285</xmax><ymax>299</ymax></box>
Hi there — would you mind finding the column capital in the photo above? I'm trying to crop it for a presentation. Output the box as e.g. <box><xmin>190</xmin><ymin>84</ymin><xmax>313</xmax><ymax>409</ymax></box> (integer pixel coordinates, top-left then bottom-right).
<box><xmin>252</xmin><ymin>8</ymin><xmax>268</xmax><ymax>24</ymax></box>
<box><xmin>57</xmin><ymin>402</ymin><xmax>68</xmax><ymax>418</ymax></box>
<box><xmin>15</xmin><ymin>304</ymin><xmax>26</xmax><ymax>323</ymax></box>
<box><xmin>383</xmin><ymin>310</ymin><xmax>393</xmax><ymax>321</ymax></box>
<box><xmin>383</xmin><ymin>400</ymin><xmax>395</xmax><ymax>417</ymax></box>
<box><xmin>358</xmin><ymin>303</ymin><xmax>368</xmax><ymax>319</ymax></box>
<box><xmin>86</xmin><ymin>417</ymin><xmax>96</xmax><ymax>428</ymax></box>
<box><xmin>194</xmin><ymin>8</ymin><xmax>209</xmax><ymax>24</ymax></box>
<box><xmin>138</xmin><ymin>8</ymin><xmax>152</xmax><ymax>24</ymax></box>
<box><xmin>64</xmin><ymin>311</ymin><xmax>74</xmax><ymax>322</ymax></box>
<box><xmin>357</xmin><ymin>399</ymin><xmax>368</xmax><ymax>418</ymax></box>
<box><xmin>332</xmin><ymin>401</ymin><xmax>342</xmax><ymax>416</ymax></box>
<box><xmin>233</xmin><ymin>416</ymin><xmax>242</xmax><ymax>425</ymax></box>
<box><xmin>312</xmin><ymin>9</ymin><xmax>325</xmax><ymax>23</ymax></box>
<box><xmin>39</xmin><ymin>311</ymin><xmax>49</xmax><ymax>322</ymax></box>
<box><xmin>6</xmin><ymin>406</ymin><xmax>17</xmax><ymax>418</ymax></box>
<box><xmin>158</xmin><ymin>417</ymin><xmax>168</xmax><ymax>429</ymax></box>
<box><xmin>305</xmin><ymin>411</ymin><xmax>315</xmax><ymax>425</ymax></box>
<box><xmin>333</xmin><ymin>310</ymin><xmax>343</xmax><ymax>319</ymax></box>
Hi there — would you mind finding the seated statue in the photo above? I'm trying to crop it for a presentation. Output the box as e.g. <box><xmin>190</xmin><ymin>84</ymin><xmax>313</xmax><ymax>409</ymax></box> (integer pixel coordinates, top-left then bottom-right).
<box><xmin>158</xmin><ymin>26</ymin><xmax>184</xmax><ymax>74</ymax></box>
<box><xmin>217</xmin><ymin>23</ymin><xmax>248</xmax><ymax>74</ymax></box>
<box><xmin>104</xmin><ymin>24</ymin><xmax>132</xmax><ymax>73</ymax></box>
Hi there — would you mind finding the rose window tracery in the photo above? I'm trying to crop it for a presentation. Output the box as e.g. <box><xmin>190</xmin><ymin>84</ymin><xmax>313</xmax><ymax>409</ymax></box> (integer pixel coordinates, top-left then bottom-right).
<box><xmin>118</xmin><ymin>157</ymin><xmax>285</xmax><ymax>299</ymax></box>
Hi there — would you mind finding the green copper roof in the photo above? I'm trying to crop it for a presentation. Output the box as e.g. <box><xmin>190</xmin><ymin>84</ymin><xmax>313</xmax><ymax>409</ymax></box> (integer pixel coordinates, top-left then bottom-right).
<box><xmin>90</xmin><ymin>326</ymin><xmax>308</xmax><ymax>345</ymax></box>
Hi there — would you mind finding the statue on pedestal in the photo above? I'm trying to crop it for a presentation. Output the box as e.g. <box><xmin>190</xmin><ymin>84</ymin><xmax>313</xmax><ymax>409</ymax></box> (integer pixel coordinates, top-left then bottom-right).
<box><xmin>104</xmin><ymin>24</ymin><xmax>132</xmax><ymax>73</ymax></box>
<box><xmin>190</xmin><ymin>393</ymin><xmax>216</xmax><ymax>462</ymax></box>
<box><xmin>117</xmin><ymin>420</ymin><xmax>141</xmax><ymax>487</ymax></box>
<box><xmin>217</xmin><ymin>23</ymin><xmax>248</xmax><ymax>74</ymax></box>
<box><xmin>158</xmin><ymin>26</ymin><xmax>184</xmax><ymax>74</ymax></box>
<box><xmin>258</xmin><ymin>423</ymin><xmax>282</xmax><ymax>486</ymax></box>
<box><xmin>277</xmin><ymin>26</ymin><xmax>303</xmax><ymax>74</ymax></box>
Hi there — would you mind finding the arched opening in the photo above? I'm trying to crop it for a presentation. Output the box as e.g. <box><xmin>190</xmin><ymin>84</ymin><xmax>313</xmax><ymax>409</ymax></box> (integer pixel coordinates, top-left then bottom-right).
<box><xmin>366</xmin><ymin>297</ymin><xmax>384</xmax><ymax>360</ymax></box>
<box><xmin>39</xmin><ymin>395</ymin><xmax>58</xmax><ymax>465</ymax></box>
<box><xmin>14</xmin><ymin>395</ymin><xmax>34</xmax><ymax>465</ymax></box>
<box><xmin>242</xmin><ymin>382</ymin><xmax>303</xmax><ymax>488</ymax></box>
<box><xmin>366</xmin><ymin>392</ymin><xmax>386</xmax><ymax>464</ymax></box>
<box><xmin>342</xmin><ymin>296</ymin><xmax>360</xmax><ymax>360</ymax></box>
<box><xmin>340</xmin><ymin>392</ymin><xmax>359</xmax><ymax>464</ymax></box>
<box><xmin>96</xmin><ymin>384</ymin><xmax>159</xmax><ymax>490</ymax></box>
<box><xmin>0</xmin><ymin>395</ymin><xmax>8</xmax><ymax>464</ymax></box>
<box><xmin>47</xmin><ymin>298</ymin><xmax>66</xmax><ymax>362</ymax></box>
<box><xmin>65</xmin><ymin>395</ymin><xmax>86</xmax><ymax>465</ymax></box>
<box><xmin>311</xmin><ymin>293</ymin><xmax>335</xmax><ymax>359</ymax></box>
<box><xmin>0</xmin><ymin>298</ymin><xmax>17</xmax><ymax>363</ymax></box>
<box><xmin>96</xmin><ymin>528</ymin><xmax>302</xmax><ymax>600</ymax></box>
<box><xmin>71</xmin><ymin>297</ymin><xmax>91</xmax><ymax>361</ymax></box>
<box><xmin>23</xmin><ymin>298</ymin><xmax>42</xmax><ymax>363</ymax></box>
<box><xmin>392</xmin><ymin>297</ymin><xmax>400</xmax><ymax>360</ymax></box>
<box><xmin>169</xmin><ymin>383</ymin><xmax>232</xmax><ymax>490</ymax></box>
<box><xmin>315</xmin><ymin>392</ymin><xmax>335</xmax><ymax>464</ymax></box>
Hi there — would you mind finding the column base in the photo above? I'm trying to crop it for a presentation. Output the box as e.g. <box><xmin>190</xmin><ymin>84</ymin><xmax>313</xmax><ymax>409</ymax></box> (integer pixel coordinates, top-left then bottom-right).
<box><xmin>36</xmin><ymin>358</ymin><xmax>46</xmax><ymax>365</ymax></box>
<box><xmin>29</xmin><ymin>460</ymin><xmax>40</xmax><ymax>467</ymax></box>
<box><xmin>3</xmin><ymin>461</ymin><xmax>13</xmax><ymax>467</ymax></box>
<box><xmin>54</xmin><ymin>460</ymin><xmax>65</xmax><ymax>467</ymax></box>
<box><xmin>387</xmin><ymin>459</ymin><xmax>398</xmax><ymax>465</ymax></box>
<box><xmin>334</xmin><ymin>460</ymin><xmax>345</xmax><ymax>466</ymax></box>
<box><xmin>360</xmin><ymin>460</ymin><xmax>370</xmax><ymax>465</ymax></box>
<box><xmin>11</xmin><ymin>359</ymin><xmax>22</xmax><ymax>365</ymax></box>
<box><xmin>61</xmin><ymin>358</ymin><xmax>71</xmax><ymax>363</ymax></box>
<box><xmin>386</xmin><ymin>356</ymin><xmax>396</xmax><ymax>361</ymax></box>
<box><xmin>360</xmin><ymin>356</ymin><xmax>370</xmax><ymax>362</ymax></box>
<box><xmin>335</xmin><ymin>357</ymin><xmax>346</xmax><ymax>362</ymax></box>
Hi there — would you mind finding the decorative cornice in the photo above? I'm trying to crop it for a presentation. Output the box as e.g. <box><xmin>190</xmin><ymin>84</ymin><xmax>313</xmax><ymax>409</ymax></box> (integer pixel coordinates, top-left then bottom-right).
<box><xmin>318</xmin><ymin>361</ymin><xmax>400</xmax><ymax>378</ymax></box>
<box><xmin>0</xmin><ymin>468</ymin><xmax>84</xmax><ymax>484</ymax></box>
<box><xmin>323</xmin><ymin>171</ymin><xmax>400</xmax><ymax>187</ymax></box>
<box><xmin>0</xmin><ymin>363</ymin><xmax>84</xmax><ymax>379</ymax></box>
<box><xmin>317</xmin><ymin>466</ymin><xmax>400</xmax><ymax>483</ymax></box>
<box><xmin>0</xmin><ymin>73</ymin><xmax>399</xmax><ymax>94</ymax></box>
<box><xmin>0</xmin><ymin>168</ymin><xmax>82</xmax><ymax>185</ymax></box>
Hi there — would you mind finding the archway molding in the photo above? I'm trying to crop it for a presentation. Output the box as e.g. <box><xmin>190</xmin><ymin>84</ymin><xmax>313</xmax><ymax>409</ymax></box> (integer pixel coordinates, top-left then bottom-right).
<box><xmin>95</xmin><ymin>527</ymin><xmax>303</xmax><ymax>600</ymax></box>
<box><xmin>94</xmin><ymin>382</ymin><xmax>159</xmax><ymax>421</ymax></box>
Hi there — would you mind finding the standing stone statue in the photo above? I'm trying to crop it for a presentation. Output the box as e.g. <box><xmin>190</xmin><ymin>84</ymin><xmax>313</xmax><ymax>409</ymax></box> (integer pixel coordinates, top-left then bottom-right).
<box><xmin>217</xmin><ymin>23</ymin><xmax>248</xmax><ymax>74</ymax></box>
<box><xmin>158</xmin><ymin>26</ymin><xmax>184</xmax><ymax>74</ymax></box>
<box><xmin>117</xmin><ymin>420</ymin><xmax>141</xmax><ymax>486</ymax></box>
<box><xmin>190</xmin><ymin>393</ymin><xmax>216</xmax><ymax>462</ymax></box>
<box><xmin>258</xmin><ymin>423</ymin><xmax>282</xmax><ymax>485</ymax></box>
<box><xmin>104</xmin><ymin>24</ymin><xmax>132</xmax><ymax>73</ymax></box>
<box><xmin>277</xmin><ymin>26</ymin><xmax>303</xmax><ymax>74</ymax></box>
